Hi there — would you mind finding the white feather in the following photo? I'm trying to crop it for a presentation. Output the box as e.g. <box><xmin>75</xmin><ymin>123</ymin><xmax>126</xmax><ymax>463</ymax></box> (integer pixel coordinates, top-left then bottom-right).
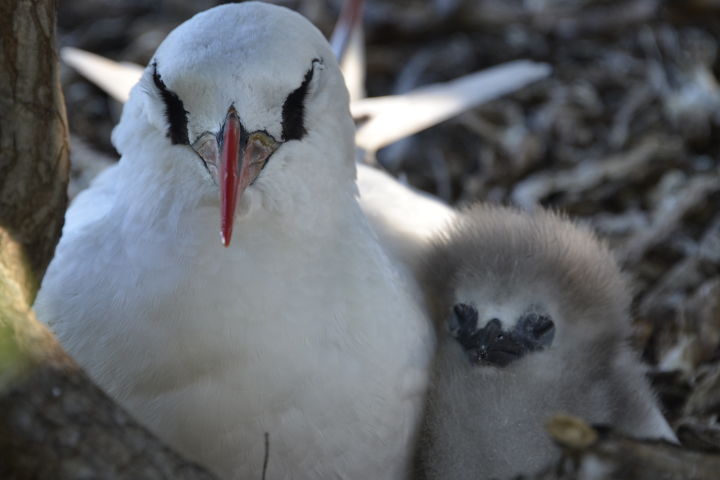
<box><xmin>352</xmin><ymin>60</ymin><xmax>551</xmax><ymax>151</ymax></box>
<box><xmin>62</xmin><ymin>47</ymin><xmax>142</xmax><ymax>103</ymax></box>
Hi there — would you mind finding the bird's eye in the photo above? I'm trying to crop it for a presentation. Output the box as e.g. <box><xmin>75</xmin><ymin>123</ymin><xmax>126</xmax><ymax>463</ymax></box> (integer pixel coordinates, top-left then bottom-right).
<box><xmin>497</xmin><ymin>334</ymin><xmax>504</xmax><ymax>340</ymax></box>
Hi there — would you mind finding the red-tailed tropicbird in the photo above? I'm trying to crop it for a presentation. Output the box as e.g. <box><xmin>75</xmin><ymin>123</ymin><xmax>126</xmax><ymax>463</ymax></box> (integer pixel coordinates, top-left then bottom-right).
<box><xmin>36</xmin><ymin>3</ymin><xmax>434</xmax><ymax>478</ymax></box>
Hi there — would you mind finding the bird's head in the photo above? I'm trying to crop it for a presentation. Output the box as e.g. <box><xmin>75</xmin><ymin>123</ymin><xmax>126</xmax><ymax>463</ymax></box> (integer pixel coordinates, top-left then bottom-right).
<box><xmin>112</xmin><ymin>2</ymin><xmax>355</xmax><ymax>246</ymax></box>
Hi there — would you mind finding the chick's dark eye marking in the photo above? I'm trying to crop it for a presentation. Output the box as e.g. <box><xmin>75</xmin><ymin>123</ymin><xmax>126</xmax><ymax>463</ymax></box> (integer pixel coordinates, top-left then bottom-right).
<box><xmin>281</xmin><ymin>58</ymin><xmax>321</xmax><ymax>142</ymax></box>
<box><xmin>152</xmin><ymin>61</ymin><xmax>189</xmax><ymax>145</ymax></box>
<box><xmin>449</xmin><ymin>306</ymin><xmax>556</xmax><ymax>368</ymax></box>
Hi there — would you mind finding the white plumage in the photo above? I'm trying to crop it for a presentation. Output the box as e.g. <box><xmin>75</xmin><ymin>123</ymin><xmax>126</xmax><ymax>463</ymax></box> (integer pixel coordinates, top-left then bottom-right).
<box><xmin>36</xmin><ymin>3</ymin><xmax>433</xmax><ymax>478</ymax></box>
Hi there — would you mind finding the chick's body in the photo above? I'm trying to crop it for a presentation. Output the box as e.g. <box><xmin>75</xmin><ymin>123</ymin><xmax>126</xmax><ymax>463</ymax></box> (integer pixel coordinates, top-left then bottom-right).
<box><xmin>417</xmin><ymin>205</ymin><xmax>675</xmax><ymax>479</ymax></box>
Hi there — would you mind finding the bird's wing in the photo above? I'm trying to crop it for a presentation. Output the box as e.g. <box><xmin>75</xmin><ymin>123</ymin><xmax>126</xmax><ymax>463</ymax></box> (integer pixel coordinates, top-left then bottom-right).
<box><xmin>62</xmin><ymin>47</ymin><xmax>143</xmax><ymax>103</ymax></box>
<box><xmin>352</xmin><ymin>60</ymin><xmax>551</xmax><ymax>152</ymax></box>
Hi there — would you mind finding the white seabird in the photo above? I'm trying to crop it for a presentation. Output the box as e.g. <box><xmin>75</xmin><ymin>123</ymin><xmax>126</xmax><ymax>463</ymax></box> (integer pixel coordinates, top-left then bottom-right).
<box><xmin>416</xmin><ymin>204</ymin><xmax>676</xmax><ymax>480</ymax></box>
<box><xmin>35</xmin><ymin>3</ymin><xmax>433</xmax><ymax>479</ymax></box>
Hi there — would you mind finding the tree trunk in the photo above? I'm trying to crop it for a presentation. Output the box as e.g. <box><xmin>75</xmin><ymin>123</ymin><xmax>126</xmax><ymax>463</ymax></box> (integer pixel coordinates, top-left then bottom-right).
<box><xmin>0</xmin><ymin>1</ymin><xmax>218</xmax><ymax>478</ymax></box>
<box><xmin>0</xmin><ymin>0</ymin><xmax>68</xmax><ymax>298</ymax></box>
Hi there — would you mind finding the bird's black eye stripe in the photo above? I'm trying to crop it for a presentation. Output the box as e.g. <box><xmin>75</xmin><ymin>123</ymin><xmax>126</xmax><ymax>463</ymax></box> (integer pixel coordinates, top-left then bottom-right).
<box><xmin>281</xmin><ymin>59</ymin><xmax>320</xmax><ymax>142</ymax></box>
<box><xmin>152</xmin><ymin>61</ymin><xmax>189</xmax><ymax>145</ymax></box>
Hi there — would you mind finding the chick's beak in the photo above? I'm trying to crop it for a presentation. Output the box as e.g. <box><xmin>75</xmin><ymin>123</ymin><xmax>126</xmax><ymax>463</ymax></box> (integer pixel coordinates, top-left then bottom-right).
<box><xmin>211</xmin><ymin>107</ymin><xmax>278</xmax><ymax>247</ymax></box>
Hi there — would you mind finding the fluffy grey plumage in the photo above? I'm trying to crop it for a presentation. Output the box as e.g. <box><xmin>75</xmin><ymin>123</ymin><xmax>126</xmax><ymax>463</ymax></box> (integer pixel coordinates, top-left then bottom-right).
<box><xmin>416</xmin><ymin>204</ymin><xmax>675</xmax><ymax>480</ymax></box>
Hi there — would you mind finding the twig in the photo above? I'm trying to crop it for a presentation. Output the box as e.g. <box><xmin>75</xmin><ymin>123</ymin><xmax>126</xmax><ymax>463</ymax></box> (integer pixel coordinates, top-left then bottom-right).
<box><xmin>262</xmin><ymin>432</ymin><xmax>270</xmax><ymax>480</ymax></box>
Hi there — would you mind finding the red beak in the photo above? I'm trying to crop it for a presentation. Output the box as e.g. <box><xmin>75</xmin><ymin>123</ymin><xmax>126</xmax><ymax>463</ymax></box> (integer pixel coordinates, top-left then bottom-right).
<box><xmin>219</xmin><ymin>110</ymin><xmax>241</xmax><ymax>247</ymax></box>
<box><xmin>218</xmin><ymin>108</ymin><xmax>278</xmax><ymax>247</ymax></box>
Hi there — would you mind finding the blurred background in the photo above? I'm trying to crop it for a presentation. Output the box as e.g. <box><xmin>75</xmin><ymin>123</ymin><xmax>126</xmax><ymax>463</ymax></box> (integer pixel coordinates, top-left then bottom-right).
<box><xmin>58</xmin><ymin>0</ymin><xmax>720</xmax><ymax>446</ymax></box>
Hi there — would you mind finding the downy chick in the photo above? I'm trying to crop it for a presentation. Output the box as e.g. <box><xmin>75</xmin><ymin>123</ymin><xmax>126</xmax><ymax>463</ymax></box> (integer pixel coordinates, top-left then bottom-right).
<box><xmin>416</xmin><ymin>204</ymin><xmax>675</xmax><ymax>480</ymax></box>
